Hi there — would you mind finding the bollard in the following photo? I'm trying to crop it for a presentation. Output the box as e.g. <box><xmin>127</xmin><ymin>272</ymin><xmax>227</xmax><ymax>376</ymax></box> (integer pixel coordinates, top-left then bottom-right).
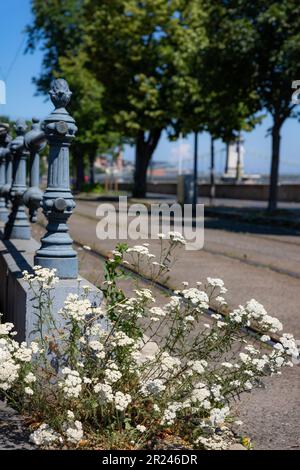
<box><xmin>4</xmin><ymin>119</ymin><xmax>31</xmax><ymax>240</ymax></box>
<box><xmin>34</xmin><ymin>78</ymin><xmax>78</xmax><ymax>279</ymax></box>
<box><xmin>23</xmin><ymin>118</ymin><xmax>46</xmax><ymax>222</ymax></box>
<box><xmin>0</xmin><ymin>123</ymin><xmax>11</xmax><ymax>223</ymax></box>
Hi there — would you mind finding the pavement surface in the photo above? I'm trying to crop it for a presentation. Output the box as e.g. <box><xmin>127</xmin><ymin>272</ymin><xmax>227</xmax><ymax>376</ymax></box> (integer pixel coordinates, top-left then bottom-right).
<box><xmin>0</xmin><ymin>401</ymin><xmax>34</xmax><ymax>450</ymax></box>
<box><xmin>1</xmin><ymin>196</ymin><xmax>299</xmax><ymax>450</ymax></box>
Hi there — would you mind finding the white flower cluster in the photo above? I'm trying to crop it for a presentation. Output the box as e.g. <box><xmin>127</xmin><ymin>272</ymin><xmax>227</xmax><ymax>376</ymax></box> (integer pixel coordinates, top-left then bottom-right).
<box><xmin>127</xmin><ymin>245</ymin><xmax>155</xmax><ymax>259</ymax></box>
<box><xmin>89</xmin><ymin>340</ymin><xmax>105</xmax><ymax>359</ymax></box>
<box><xmin>23</xmin><ymin>266</ymin><xmax>59</xmax><ymax>289</ymax></box>
<box><xmin>134</xmin><ymin>288</ymin><xmax>155</xmax><ymax>303</ymax></box>
<box><xmin>111</xmin><ymin>331</ymin><xmax>136</xmax><ymax>348</ymax></box>
<box><xmin>59</xmin><ymin>368</ymin><xmax>82</xmax><ymax>398</ymax></box>
<box><xmin>195</xmin><ymin>434</ymin><xmax>230</xmax><ymax>450</ymax></box>
<box><xmin>245</xmin><ymin>299</ymin><xmax>283</xmax><ymax>333</ymax></box>
<box><xmin>187</xmin><ymin>359</ymin><xmax>208</xmax><ymax>375</ymax></box>
<box><xmin>141</xmin><ymin>378</ymin><xmax>166</xmax><ymax>396</ymax></box>
<box><xmin>182</xmin><ymin>288</ymin><xmax>209</xmax><ymax>309</ymax></box>
<box><xmin>191</xmin><ymin>383</ymin><xmax>211</xmax><ymax>404</ymax></box>
<box><xmin>229</xmin><ymin>299</ymin><xmax>283</xmax><ymax>334</ymax></box>
<box><xmin>0</xmin><ymin>322</ymin><xmax>15</xmax><ymax>335</ymax></box>
<box><xmin>93</xmin><ymin>382</ymin><xmax>132</xmax><ymax>411</ymax></box>
<box><xmin>209</xmin><ymin>406</ymin><xmax>230</xmax><ymax>426</ymax></box>
<box><xmin>30</xmin><ymin>424</ymin><xmax>62</xmax><ymax>447</ymax></box>
<box><xmin>59</xmin><ymin>294</ymin><xmax>92</xmax><ymax>322</ymax></box>
<box><xmin>0</xmin><ymin>332</ymin><xmax>37</xmax><ymax>391</ymax></box>
<box><xmin>160</xmin><ymin>401</ymin><xmax>190</xmax><ymax>425</ymax></box>
<box><xmin>0</xmin><ymin>341</ymin><xmax>20</xmax><ymax>391</ymax></box>
<box><xmin>136</xmin><ymin>424</ymin><xmax>147</xmax><ymax>433</ymax></box>
<box><xmin>149</xmin><ymin>306</ymin><xmax>166</xmax><ymax>318</ymax></box>
<box><xmin>94</xmin><ymin>382</ymin><xmax>114</xmax><ymax>403</ymax></box>
<box><xmin>64</xmin><ymin>420</ymin><xmax>83</xmax><ymax>444</ymax></box>
<box><xmin>114</xmin><ymin>391</ymin><xmax>132</xmax><ymax>411</ymax></box>
<box><xmin>104</xmin><ymin>362</ymin><xmax>122</xmax><ymax>384</ymax></box>
<box><xmin>206</xmin><ymin>278</ymin><xmax>227</xmax><ymax>294</ymax></box>
<box><xmin>160</xmin><ymin>352</ymin><xmax>181</xmax><ymax>372</ymax></box>
<box><xmin>279</xmin><ymin>333</ymin><xmax>298</xmax><ymax>358</ymax></box>
<box><xmin>168</xmin><ymin>231</ymin><xmax>186</xmax><ymax>245</ymax></box>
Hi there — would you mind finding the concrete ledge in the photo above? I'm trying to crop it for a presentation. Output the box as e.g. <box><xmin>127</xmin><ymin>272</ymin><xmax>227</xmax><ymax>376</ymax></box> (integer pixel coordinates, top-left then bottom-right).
<box><xmin>0</xmin><ymin>228</ymin><xmax>102</xmax><ymax>342</ymax></box>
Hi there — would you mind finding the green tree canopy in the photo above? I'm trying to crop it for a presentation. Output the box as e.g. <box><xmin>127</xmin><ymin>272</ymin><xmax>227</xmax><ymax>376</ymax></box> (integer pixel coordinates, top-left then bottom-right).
<box><xmin>80</xmin><ymin>0</ymin><xmax>207</xmax><ymax>196</ymax></box>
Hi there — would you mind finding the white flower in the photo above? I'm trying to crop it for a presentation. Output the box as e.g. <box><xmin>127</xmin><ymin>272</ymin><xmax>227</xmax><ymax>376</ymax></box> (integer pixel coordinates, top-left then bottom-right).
<box><xmin>279</xmin><ymin>334</ymin><xmax>299</xmax><ymax>357</ymax></box>
<box><xmin>191</xmin><ymin>383</ymin><xmax>210</xmax><ymax>403</ymax></box>
<box><xmin>30</xmin><ymin>424</ymin><xmax>62</xmax><ymax>447</ymax></box>
<box><xmin>182</xmin><ymin>288</ymin><xmax>209</xmax><ymax>309</ymax></box>
<box><xmin>60</xmin><ymin>368</ymin><xmax>82</xmax><ymax>398</ymax></box>
<box><xmin>222</xmin><ymin>362</ymin><xmax>233</xmax><ymax>369</ymax></box>
<box><xmin>136</xmin><ymin>425</ymin><xmax>147</xmax><ymax>433</ymax></box>
<box><xmin>149</xmin><ymin>307</ymin><xmax>165</xmax><ymax>317</ymax></box>
<box><xmin>161</xmin><ymin>402</ymin><xmax>184</xmax><ymax>426</ymax></box>
<box><xmin>134</xmin><ymin>288</ymin><xmax>155</xmax><ymax>302</ymax></box>
<box><xmin>104</xmin><ymin>363</ymin><xmax>122</xmax><ymax>384</ymax></box>
<box><xmin>185</xmin><ymin>315</ymin><xmax>195</xmax><ymax>322</ymax></box>
<box><xmin>24</xmin><ymin>386</ymin><xmax>34</xmax><ymax>395</ymax></box>
<box><xmin>207</xmin><ymin>278</ymin><xmax>225</xmax><ymax>288</ymax></box>
<box><xmin>65</xmin><ymin>420</ymin><xmax>83</xmax><ymax>444</ymax></box>
<box><xmin>187</xmin><ymin>360</ymin><xmax>207</xmax><ymax>375</ymax></box>
<box><xmin>168</xmin><ymin>231</ymin><xmax>186</xmax><ymax>245</ymax></box>
<box><xmin>24</xmin><ymin>372</ymin><xmax>36</xmax><ymax>384</ymax></box>
<box><xmin>234</xmin><ymin>420</ymin><xmax>243</xmax><ymax>426</ymax></box>
<box><xmin>209</xmin><ymin>405</ymin><xmax>230</xmax><ymax>426</ymax></box>
<box><xmin>239</xmin><ymin>353</ymin><xmax>250</xmax><ymax>363</ymax></box>
<box><xmin>89</xmin><ymin>340</ymin><xmax>104</xmax><ymax>352</ymax></box>
<box><xmin>245</xmin><ymin>299</ymin><xmax>283</xmax><ymax>333</ymax></box>
<box><xmin>67</xmin><ymin>410</ymin><xmax>75</xmax><ymax>420</ymax></box>
<box><xmin>94</xmin><ymin>383</ymin><xmax>114</xmax><ymax>403</ymax></box>
<box><xmin>260</xmin><ymin>335</ymin><xmax>271</xmax><ymax>342</ymax></box>
<box><xmin>160</xmin><ymin>352</ymin><xmax>181</xmax><ymax>371</ymax></box>
<box><xmin>23</xmin><ymin>266</ymin><xmax>59</xmax><ymax>289</ymax></box>
<box><xmin>111</xmin><ymin>331</ymin><xmax>135</xmax><ymax>348</ymax></box>
<box><xmin>244</xmin><ymin>380</ymin><xmax>253</xmax><ymax>390</ymax></box>
<box><xmin>30</xmin><ymin>342</ymin><xmax>39</xmax><ymax>354</ymax></box>
<box><xmin>141</xmin><ymin>379</ymin><xmax>166</xmax><ymax>396</ymax></box>
<box><xmin>0</xmin><ymin>323</ymin><xmax>14</xmax><ymax>335</ymax></box>
<box><xmin>59</xmin><ymin>294</ymin><xmax>93</xmax><ymax>322</ymax></box>
<box><xmin>114</xmin><ymin>391</ymin><xmax>132</xmax><ymax>411</ymax></box>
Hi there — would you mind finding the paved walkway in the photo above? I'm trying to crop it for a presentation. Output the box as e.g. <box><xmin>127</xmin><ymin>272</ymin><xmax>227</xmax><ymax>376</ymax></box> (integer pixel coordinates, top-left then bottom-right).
<box><xmin>0</xmin><ymin>401</ymin><xmax>34</xmax><ymax>450</ymax></box>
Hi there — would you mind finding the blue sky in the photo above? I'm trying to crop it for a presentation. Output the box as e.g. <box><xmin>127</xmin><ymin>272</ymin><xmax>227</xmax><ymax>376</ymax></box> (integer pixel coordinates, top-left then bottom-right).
<box><xmin>0</xmin><ymin>0</ymin><xmax>300</xmax><ymax>176</ymax></box>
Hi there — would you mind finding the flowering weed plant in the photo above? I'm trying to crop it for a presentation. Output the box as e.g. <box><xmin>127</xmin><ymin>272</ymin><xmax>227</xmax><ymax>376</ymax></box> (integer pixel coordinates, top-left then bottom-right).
<box><xmin>0</xmin><ymin>233</ymin><xmax>298</xmax><ymax>449</ymax></box>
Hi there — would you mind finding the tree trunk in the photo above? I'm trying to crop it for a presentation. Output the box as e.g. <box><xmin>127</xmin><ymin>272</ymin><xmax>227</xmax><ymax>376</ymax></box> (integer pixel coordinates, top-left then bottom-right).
<box><xmin>132</xmin><ymin>129</ymin><xmax>162</xmax><ymax>198</ymax></box>
<box><xmin>268</xmin><ymin>121</ymin><xmax>282</xmax><ymax>213</ymax></box>
<box><xmin>192</xmin><ymin>132</ymin><xmax>198</xmax><ymax>208</ymax></box>
<box><xmin>89</xmin><ymin>152</ymin><xmax>95</xmax><ymax>185</ymax></box>
<box><xmin>210</xmin><ymin>136</ymin><xmax>215</xmax><ymax>203</ymax></box>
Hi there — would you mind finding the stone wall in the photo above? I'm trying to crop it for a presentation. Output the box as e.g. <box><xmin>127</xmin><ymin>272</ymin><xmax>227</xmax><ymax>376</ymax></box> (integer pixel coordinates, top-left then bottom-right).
<box><xmin>119</xmin><ymin>181</ymin><xmax>300</xmax><ymax>202</ymax></box>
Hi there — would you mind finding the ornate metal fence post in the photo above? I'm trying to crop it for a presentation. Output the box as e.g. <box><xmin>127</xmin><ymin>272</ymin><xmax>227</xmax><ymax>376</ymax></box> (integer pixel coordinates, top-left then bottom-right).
<box><xmin>0</xmin><ymin>123</ymin><xmax>11</xmax><ymax>222</ymax></box>
<box><xmin>4</xmin><ymin>145</ymin><xmax>13</xmax><ymax>210</ymax></box>
<box><xmin>34</xmin><ymin>79</ymin><xmax>78</xmax><ymax>278</ymax></box>
<box><xmin>23</xmin><ymin>118</ymin><xmax>46</xmax><ymax>222</ymax></box>
<box><xmin>4</xmin><ymin>119</ymin><xmax>31</xmax><ymax>240</ymax></box>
